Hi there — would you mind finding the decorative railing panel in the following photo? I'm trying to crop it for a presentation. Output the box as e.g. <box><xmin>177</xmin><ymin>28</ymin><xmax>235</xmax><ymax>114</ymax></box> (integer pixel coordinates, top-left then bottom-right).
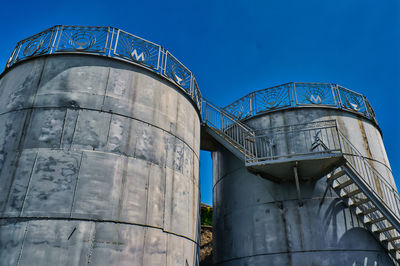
<box><xmin>254</xmin><ymin>83</ymin><xmax>291</xmax><ymax>114</ymax></box>
<box><xmin>337</xmin><ymin>85</ymin><xmax>368</xmax><ymax>117</ymax></box>
<box><xmin>4</xmin><ymin>26</ymin><xmax>380</xmax><ymax>126</ymax></box>
<box><xmin>223</xmin><ymin>82</ymin><xmax>377</xmax><ymax>125</ymax></box>
<box><xmin>9</xmin><ymin>27</ymin><xmax>56</xmax><ymax>65</ymax></box>
<box><xmin>294</xmin><ymin>83</ymin><xmax>336</xmax><ymax>106</ymax></box>
<box><xmin>55</xmin><ymin>26</ymin><xmax>111</xmax><ymax>53</ymax></box>
<box><xmin>4</xmin><ymin>25</ymin><xmax>201</xmax><ymax>111</ymax></box>
<box><xmin>222</xmin><ymin>95</ymin><xmax>253</xmax><ymax>120</ymax></box>
<box><xmin>164</xmin><ymin>52</ymin><xmax>193</xmax><ymax>93</ymax></box>
<box><xmin>113</xmin><ymin>29</ymin><xmax>161</xmax><ymax>70</ymax></box>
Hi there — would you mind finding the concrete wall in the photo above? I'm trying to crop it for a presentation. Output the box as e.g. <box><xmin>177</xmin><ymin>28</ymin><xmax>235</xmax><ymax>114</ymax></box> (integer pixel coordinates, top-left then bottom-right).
<box><xmin>212</xmin><ymin>108</ymin><xmax>395</xmax><ymax>265</ymax></box>
<box><xmin>0</xmin><ymin>55</ymin><xmax>201</xmax><ymax>266</ymax></box>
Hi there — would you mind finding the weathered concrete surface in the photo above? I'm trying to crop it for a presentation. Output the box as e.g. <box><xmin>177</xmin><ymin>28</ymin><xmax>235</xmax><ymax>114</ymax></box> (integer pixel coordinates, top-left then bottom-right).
<box><xmin>212</xmin><ymin>108</ymin><xmax>396</xmax><ymax>265</ymax></box>
<box><xmin>0</xmin><ymin>55</ymin><xmax>201</xmax><ymax>265</ymax></box>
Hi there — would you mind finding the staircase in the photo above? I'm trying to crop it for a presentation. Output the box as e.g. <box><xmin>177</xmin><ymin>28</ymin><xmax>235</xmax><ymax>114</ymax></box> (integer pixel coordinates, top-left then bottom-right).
<box><xmin>201</xmin><ymin>98</ymin><xmax>400</xmax><ymax>263</ymax></box>
<box><xmin>328</xmin><ymin>132</ymin><xmax>400</xmax><ymax>263</ymax></box>
<box><xmin>201</xmin><ymin>99</ymin><xmax>256</xmax><ymax>160</ymax></box>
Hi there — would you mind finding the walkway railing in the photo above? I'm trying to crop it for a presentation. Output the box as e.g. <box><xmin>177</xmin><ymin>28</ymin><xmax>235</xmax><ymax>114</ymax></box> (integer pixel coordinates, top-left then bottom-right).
<box><xmin>4</xmin><ymin>25</ymin><xmax>202</xmax><ymax>111</ymax></box>
<box><xmin>223</xmin><ymin>82</ymin><xmax>377</xmax><ymax>125</ymax></box>
<box><xmin>338</xmin><ymin>131</ymin><xmax>400</xmax><ymax>217</ymax></box>
<box><xmin>246</xmin><ymin>120</ymin><xmax>342</xmax><ymax>164</ymax></box>
<box><xmin>201</xmin><ymin>99</ymin><xmax>256</xmax><ymax>159</ymax></box>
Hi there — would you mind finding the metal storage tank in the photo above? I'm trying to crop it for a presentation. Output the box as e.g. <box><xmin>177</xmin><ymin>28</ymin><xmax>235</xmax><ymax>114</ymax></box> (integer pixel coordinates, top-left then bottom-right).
<box><xmin>0</xmin><ymin>26</ymin><xmax>201</xmax><ymax>265</ymax></box>
<box><xmin>202</xmin><ymin>83</ymin><xmax>400</xmax><ymax>265</ymax></box>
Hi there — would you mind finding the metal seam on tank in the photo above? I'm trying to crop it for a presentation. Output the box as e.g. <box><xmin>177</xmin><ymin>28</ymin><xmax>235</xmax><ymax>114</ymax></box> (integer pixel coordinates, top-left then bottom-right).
<box><xmin>0</xmin><ymin>107</ymin><xmax>199</xmax><ymax>167</ymax></box>
<box><xmin>161</xmin><ymin>166</ymin><xmax>167</xmax><ymax>232</ymax></box>
<box><xmin>104</xmin><ymin>113</ymin><xmax>113</xmax><ymax>146</ymax></box>
<box><xmin>279</xmin><ymin>202</ymin><xmax>291</xmax><ymax>265</ymax></box>
<box><xmin>0</xmin><ymin>217</ymin><xmax>200</xmax><ymax>245</ymax></box>
<box><xmin>117</xmin><ymin>147</ymin><xmax>129</xmax><ymax>221</ymax></box>
<box><xmin>59</xmin><ymin>108</ymin><xmax>68</xmax><ymax>148</ymax></box>
<box><xmin>19</xmin><ymin>151</ymin><xmax>39</xmax><ymax>216</ymax></box>
<box><xmin>1</xmin><ymin>54</ymin><xmax>202</xmax><ymax>118</ymax></box>
<box><xmin>0</xmin><ymin>150</ymin><xmax>22</xmax><ymax>215</ymax></box>
<box><xmin>70</xmin><ymin>109</ymin><xmax>81</xmax><ymax>150</ymax></box>
<box><xmin>144</xmin><ymin>162</ymin><xmax>151</xmax><ymax>227</ymax></box>
<box><xmin>86</xmin><ymin>221</ymin><xmax>96</xmax><ymax>265</ymax></box>
<box><xmin>216</xmin><ymin>197</ymin><xmax>340</xmax><ymax>227</ymax></box>
<box><xmin>0</xmin><ymin>107</ymin><xmax>201</xmax><ymax>160</ymax></box>
<box><xmin>69</xmin><ymin>151</ymin><xmax>84</xmax><ymax>217</ymax></box>
<box><xmin>30</xmin><ymin>56</ymin><xmax>47</xmax><ymax>108</ymax></box>
<box><xmin>141</xmin><ymin>222</ymin><xmax>147</xmax><ymax>265</ymax></box>
<box><xmin>213</xmin><ymin>248</ymin><xmax>389</xmax><ymax>265</ymax></box>
<box><xmin>16</xmin><ymin>220</ymin><xmax>29</xmax><ymax>266</ymax></box>
<box><xmin>358</xmin><ymin>119</ymin><xmax>383</xmax><ymax>197</ymax></box>
<box><xmin>3</xmin><ymin>147</ymin><xmax>200</xmax><ymax>191</ymax></box>
<box><xmin>212</xmin><ymin>164</ymin><xmax>244</xmax><ymax>190</ymax></box>
<box><xmin>170</xmin><ymin>165</ymin><xmax>176</xmax><ymax>232</ymax></box>
<box><xmin>101</xmin><ymin>66</ymin><xmax>111</xmax><ymax>110</ymax></box>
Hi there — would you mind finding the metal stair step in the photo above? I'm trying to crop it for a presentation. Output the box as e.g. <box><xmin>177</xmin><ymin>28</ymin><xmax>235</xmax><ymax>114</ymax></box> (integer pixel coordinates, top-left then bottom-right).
<box><xmin>343</xmin><ymin>188</ymin><xmax>362</xmax><ymax>197</ymax></box>
<box><xmin>374</xmin><ymin>226</ymin><xmax>395</xmax><ymax>234</ymax></box>
<box><xmin>384</xmin><ymin>236</ymin><xmax>400</xmax><ymax>242</ymax></box>
<box><xmin>333</xmin><ymin>179</ymin><xmax>354</xmax><ymax>189</ymax></box>
<box><xmin>366</xmin><ymin>216</ymin><xmax>386</xmax><ymax>224</ymax></box>
<box><xmin>329</xmin><ymin>170</ymin><xmax>346</xmax><ymax>181</ymax></box>
<box><xmin>360</xmin><ymin>206</ymin><xmax>378</xmax><ymax>215</ymax></box>
<box><xmin>350</xmin><ymin>197</ymin><xmax>370</xmax><ymax>207</ymax></box>
<box><xmin>389</xmin><ymin>243</ymin><xmax>400</xmax><ymax>251</ymax></box>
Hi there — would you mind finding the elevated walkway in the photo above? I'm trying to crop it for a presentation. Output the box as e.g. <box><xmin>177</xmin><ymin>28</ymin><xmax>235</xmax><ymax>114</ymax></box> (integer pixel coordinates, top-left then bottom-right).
<box><xmin>201</xmin><ymin>98</ymin><xmax>400</xmax><ymax>263</ymax></box>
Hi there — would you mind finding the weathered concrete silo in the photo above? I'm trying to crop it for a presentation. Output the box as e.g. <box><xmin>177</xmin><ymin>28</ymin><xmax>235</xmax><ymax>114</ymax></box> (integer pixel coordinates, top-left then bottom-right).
<box><xmin>0</xmin><ymin>26</ymin><xmax>201</xmax><ymax>265</ymax></box>
<box><xmin>202</xmin><ymin>83</ymin><xmax>400</xmax><ymax>265</ymax></box>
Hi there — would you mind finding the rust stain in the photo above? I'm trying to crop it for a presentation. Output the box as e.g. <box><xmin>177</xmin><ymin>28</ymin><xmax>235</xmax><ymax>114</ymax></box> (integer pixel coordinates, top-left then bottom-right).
<box><xmin>357</xmin><ymin>119</ymin><xmax>383</xmax><ymax>197</ymax></box>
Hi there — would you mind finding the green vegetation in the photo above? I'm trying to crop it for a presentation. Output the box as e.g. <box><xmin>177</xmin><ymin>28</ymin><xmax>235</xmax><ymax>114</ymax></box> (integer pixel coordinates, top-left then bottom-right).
<box><xmin>201</xmin><ymin>206</ymin><xmax>213</xmax><ymax>226</ymax></box>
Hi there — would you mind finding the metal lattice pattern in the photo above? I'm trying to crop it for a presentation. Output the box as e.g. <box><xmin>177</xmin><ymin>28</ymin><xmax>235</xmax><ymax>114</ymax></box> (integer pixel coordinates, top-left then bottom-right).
<box><xmin>10</xmin><ymin>27</ymin><xmax>56</xmax><ymax>64</ymax></box>
<box><xmin>254</xmin><ymin>84</ymin><xmax>291</xmax><ymax>113</ymax></box>
<box><xmin>295</xmin><ymin>83</ymin><xmax>336</xmax><ymax>106</ymax></box>
<box><xmin>164</xmin><ymin>52</ymin><xmax>192</xmax><ymax>93</ymax></box>
<box><xmin>55</xmin><ymin>26</ymin><xmax>110</xmax><ymax>53</ymax></box>
<box><xmin>4</xmin><ymin>25</ymin><xmax>201</xmax><ymax>111</ymax></box>
<box><xmin>114</xmin><ymin>30</ymin><xmax>160</xmax><ymax>70</ymax></box>
<box><xmin>223</xmin><ymin>82</ymin><xmax>377</xmax><ymax>124</ymax></box>
<box><xmin>4</xmin><ymin>26</ymin><xmax>379</xmax><ymax>124</ymax></box>
<box><xmin>337</xmin><ymin>86</ymin><xmax>368</xmax><ymax>116</ymax></box>
<box><xmin>223</xmin><ymin>96</ymin><xmax>252</xmax><ymax>120</ymax></box>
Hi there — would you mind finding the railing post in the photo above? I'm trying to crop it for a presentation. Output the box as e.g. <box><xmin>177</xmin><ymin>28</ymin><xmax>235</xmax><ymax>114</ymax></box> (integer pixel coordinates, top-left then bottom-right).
<box><xmin>293</xmin><ymin>162</ymin><xmax>303</xmax><ymax>206</ymax></box>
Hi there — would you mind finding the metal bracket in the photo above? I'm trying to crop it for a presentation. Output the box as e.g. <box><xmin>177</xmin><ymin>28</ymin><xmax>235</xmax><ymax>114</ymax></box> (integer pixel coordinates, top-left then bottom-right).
<box><xmin>293</xmin><ymin>162</ymin><xmax>303</xmax><ymax>206</ymax></box>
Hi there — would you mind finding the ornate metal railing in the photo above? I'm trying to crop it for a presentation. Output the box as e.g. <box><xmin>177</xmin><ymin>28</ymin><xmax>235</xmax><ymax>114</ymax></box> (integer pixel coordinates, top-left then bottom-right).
<box><xmin>223</xmin><ymin>82</ymin><xmax>377</xmax><ymax>125</ymax></box>
<box><xmin>4</xmin><ymin>25</ymin><xmax>202</xmax><ymax>111</ymax></box>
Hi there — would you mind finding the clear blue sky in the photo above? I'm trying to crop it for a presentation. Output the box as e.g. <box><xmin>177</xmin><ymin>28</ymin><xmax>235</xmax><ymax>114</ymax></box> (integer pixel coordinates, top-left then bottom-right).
<box><xmin>0</xmin><ymin>0</ymin><xmax>398</xmax><ymax>206</ymax></box>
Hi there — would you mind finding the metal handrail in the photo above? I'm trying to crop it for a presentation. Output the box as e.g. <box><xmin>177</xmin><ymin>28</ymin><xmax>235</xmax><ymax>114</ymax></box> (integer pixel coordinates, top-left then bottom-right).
<box><xmin>201</xmin><ymin>98</ymin><xmax>256</xmax><ymax>158</ymax></box>
<box><xmin>223</xmin><ymin>82</ymin><xmax>377</xmax><ymax>125</ymax></box>
<box><xmin>338</xmin><ymin>131</ymin><xmax>400</xmax><ymax>217</ymax></box>
<box><xmin>4</xmin><ymin>25</ymin><xmax>202</xmax><ymax>111</ymax></box>
<box><xmin>246</xmin><ymin>120</ymin><xmax>342</xmax><ymax>164</ymax></box>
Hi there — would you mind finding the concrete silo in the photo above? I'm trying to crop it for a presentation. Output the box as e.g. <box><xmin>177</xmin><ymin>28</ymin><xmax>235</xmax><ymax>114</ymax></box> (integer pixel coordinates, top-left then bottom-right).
<box><xmin>0</xmin><ymin>26</ymin><xmax>201</xmax><ymax>265</ymax></box>
<box><xmin>202</xmin><ymin>82</ymin><xmax>400</xmax><ymax>265</ymax></box>
<box><xmin>1</xmin><ymin>25</ymin><xmax>399</xmax><ymax>266</ymax></box>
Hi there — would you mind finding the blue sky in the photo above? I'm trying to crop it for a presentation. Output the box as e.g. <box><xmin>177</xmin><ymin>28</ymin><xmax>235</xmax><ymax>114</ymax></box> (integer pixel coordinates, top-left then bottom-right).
<box><xmin>0</xmin><ymin>0</ymin><xmax>398</xmax><ymax>206</ymax></box>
